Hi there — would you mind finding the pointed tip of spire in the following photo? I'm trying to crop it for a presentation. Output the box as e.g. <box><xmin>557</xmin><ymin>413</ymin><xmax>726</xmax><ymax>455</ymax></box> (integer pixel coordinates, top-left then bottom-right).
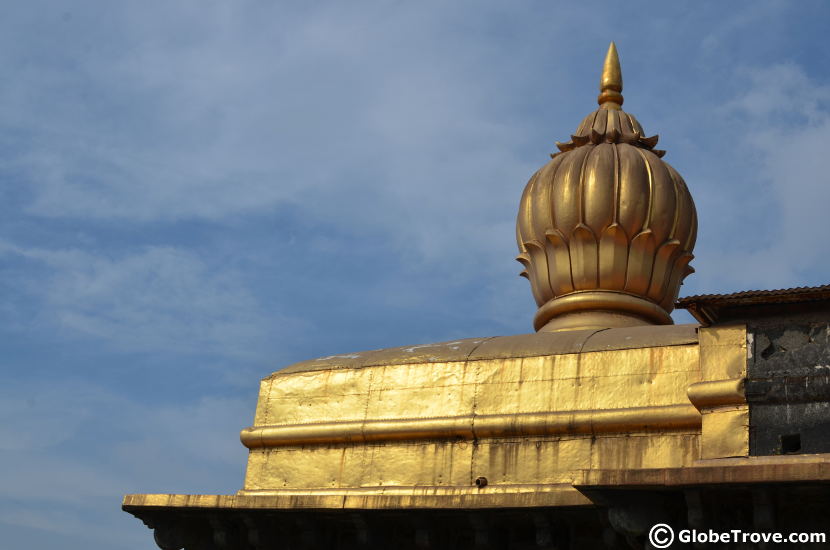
<box><xmin>601</xmin><ymin>42</ymin><xmax>622</xmax><ymax>91</ymax></box>
<box><xmin>598</xmin><ymin>42</ymin><xmax>624</xmax><ymax>109</ymax></box>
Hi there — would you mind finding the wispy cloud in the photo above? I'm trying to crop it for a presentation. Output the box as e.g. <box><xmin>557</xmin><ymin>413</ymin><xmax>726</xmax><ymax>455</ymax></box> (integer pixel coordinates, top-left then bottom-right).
<box><xmin>1</xmin><ymin>2</ymin><xmax>830</xmax><ymax>549</ymax></box>
<box><xmin>690</xmin><ymin>63</ymin><xmax>830</xmax><ymax>291</ymax></box>
<box><xmin>0</xmin><ymin>242</ymin><xmax>294</xmax><ymax>358</ymax></box>
<box><xmin>0</xmin><ymin>379</ymin><xmax>250</xmax><ymax>548</ymax></box>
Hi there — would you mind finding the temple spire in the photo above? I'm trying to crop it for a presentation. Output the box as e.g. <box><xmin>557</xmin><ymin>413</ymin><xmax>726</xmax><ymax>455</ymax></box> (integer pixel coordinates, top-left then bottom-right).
<box><xmin>517</xmin><ymin>42</ymin><xmax>697</xmax><ymax>332</ymax></box>
<box><xmin>598</xmin><ymin>42</ymin><xmax>623</xmax><ymax>109</ymax></box>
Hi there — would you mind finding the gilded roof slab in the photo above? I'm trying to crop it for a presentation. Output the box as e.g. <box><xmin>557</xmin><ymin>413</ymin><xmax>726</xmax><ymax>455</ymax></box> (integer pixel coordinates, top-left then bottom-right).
<box><xmin>277</xmin><ymin>323</ymin><xmax>698</xmax><ymax>376</ymax></box>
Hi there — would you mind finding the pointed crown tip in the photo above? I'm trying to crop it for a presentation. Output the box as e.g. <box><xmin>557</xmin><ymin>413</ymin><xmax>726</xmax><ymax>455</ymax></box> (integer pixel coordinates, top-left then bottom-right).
<box><xmin>598</xmin><ymin>42</ymin><xmax>623</xmax><ymax>108</ymax></box>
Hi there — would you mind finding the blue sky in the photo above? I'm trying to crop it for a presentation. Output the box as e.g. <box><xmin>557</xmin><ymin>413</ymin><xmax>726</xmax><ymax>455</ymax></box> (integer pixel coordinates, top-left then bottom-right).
<box><xmin>1</xmin><ymin>2</ymin><xmax>830</xmax><ymax>548</ymax></box>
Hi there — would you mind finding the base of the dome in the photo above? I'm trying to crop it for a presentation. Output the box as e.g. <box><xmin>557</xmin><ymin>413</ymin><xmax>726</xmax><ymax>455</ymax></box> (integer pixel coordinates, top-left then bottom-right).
<box><xmin>534</xmin><ymin>291</ymin><xmax>673</xmax><ymax>332</ymax></box>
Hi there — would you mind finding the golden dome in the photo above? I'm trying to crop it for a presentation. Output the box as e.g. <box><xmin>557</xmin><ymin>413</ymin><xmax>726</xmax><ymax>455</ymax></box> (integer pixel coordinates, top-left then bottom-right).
<box><xmin>516</xmin><ymin>43</ymin><xmax>698</xmax><ymax>332</ymax></box>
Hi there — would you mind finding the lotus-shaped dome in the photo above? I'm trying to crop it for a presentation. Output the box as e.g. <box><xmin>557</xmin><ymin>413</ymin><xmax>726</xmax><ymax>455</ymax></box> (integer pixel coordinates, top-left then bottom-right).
<box><xmin>516</xmin><ymin>43</ymin><xmax>697</xmax><ymax>332</ymax></box>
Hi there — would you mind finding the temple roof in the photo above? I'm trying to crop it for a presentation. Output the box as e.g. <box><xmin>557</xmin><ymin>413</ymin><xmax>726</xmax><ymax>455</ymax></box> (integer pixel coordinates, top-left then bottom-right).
<box><xmin>678</xmin><ymin>284</ymin><xmax>830</xmax><ymax>306</ymax></box>
<box><xmin>677</xmin><ymin>284</ymin><xmax>830</xmax><ymax>325</ymax></box>
<box><xmin>275</xmin><ymin>323</ymin><xmax>698</xmax><ymax>376</ymax></box>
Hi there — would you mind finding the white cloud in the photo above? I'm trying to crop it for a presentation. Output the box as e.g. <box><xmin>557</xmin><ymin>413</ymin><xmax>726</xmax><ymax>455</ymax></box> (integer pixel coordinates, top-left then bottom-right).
<box><xmin>0</xmin><ymin>382</ymin><xmax>250</xmax><ymax>497</ymax></box>
<box><xmin>0</xmin><ymin>242</ymin><xmax>292</xmax><ymax>357</ymax></box>
<box><xmin>692</xmin><ymin>64</ymin><xmax>830</xmax><ymax>291</ymax></box>
<box><xmin>727</xmin><ymin>64</ymin><xmax>830</xmax><ymax>122</ymax></box>
<box><xmin>0</xmin><ymin>379</ymin><xmax>251</xmax><ymax>547</ymax></box>
<box><xmin>0</xmin><ymin>2</ymin><xmax>556</xmax><ymax>273</ymax></box>
<box><xmin>0</xmin><ymin>385</ymin><xmax>95</xmax><ymax>452</ymax></box>
<box><xmin>1</xmin><ymin>4</ymin><xmax>830</xmax><ymax>550</ymax></box>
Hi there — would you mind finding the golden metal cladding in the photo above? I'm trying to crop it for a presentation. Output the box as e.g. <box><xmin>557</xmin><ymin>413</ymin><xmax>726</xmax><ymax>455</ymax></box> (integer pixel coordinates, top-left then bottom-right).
<box><xmin>241</xmin><ymin>404</ymin><xmax>700</xmax><ymax>448</ymax></box>
<box><xmin>698</xmin><ymin>323</ymin><xmax>748</xmax><ymax>380</ymax></box>
<box><xmin>239</xmin><ymin>325</ymin><xmax>713</xmax><ymax>497</ymax></box>
<box><xmin>125</xmin><ymin>317</ymin><xmax>753</xmax><ymax>512</ymax></box>
<box><xmin>694</xmin><ymin>324</ymin><xmax>750</xmax><ymax>459</ymax></box>
<box><xmin>577</xmin><ymin>453</ymin><xmax>830</xmax><ymax>489</ymax></box>
<box><xmin>123</xmin><ymin>45</ymin><xmax>759</xmax><ymax>517</ymax></box>
<box><xmin>125</xmin><ymin>483</ymin><xmax>595</xmax><ymax>510</ymax></box>
<box><xmin>516</xmin><ymin>42</ymin><xmax>697</xmax><ymax>332</ymax></box>
<box><xmin>129</xmin><ymin>454</ymin><xmax>830</xmax><ymax>512</ymax></box>
<box><xmin>277</xmin><ymin>323</ymin><xmax>698</xmax><ymax>375</ymax></box>
<box><xmin>687</xmin><ymin>378</ymin><xmax>745</xmax><ymax>409</ymax></box>
<box><xmin>530</xmin><ymin>291</ymin><xmax>673</xmax><ymax>332</ymax></box>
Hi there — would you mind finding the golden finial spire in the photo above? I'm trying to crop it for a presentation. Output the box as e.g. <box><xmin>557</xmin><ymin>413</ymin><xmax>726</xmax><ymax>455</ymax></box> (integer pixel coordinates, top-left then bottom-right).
<box><xmin>598</xmin><ymin>42</ymin><xmax>623</xmax><ymax>109</ymax></box>
<box><xmin>517</xmin><ymin>40</ymin><xmax>698</xmax><ymax>332</ymax></box>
